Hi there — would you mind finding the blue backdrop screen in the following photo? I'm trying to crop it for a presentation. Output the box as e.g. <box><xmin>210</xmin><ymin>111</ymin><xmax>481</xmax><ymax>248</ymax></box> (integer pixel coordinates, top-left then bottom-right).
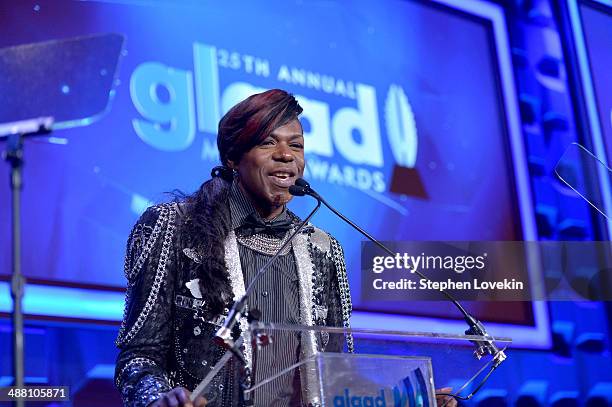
<box><xmin>0</xmin><ymin>0</ymin><xmax>533</xmax><ymax>325</ymax></box>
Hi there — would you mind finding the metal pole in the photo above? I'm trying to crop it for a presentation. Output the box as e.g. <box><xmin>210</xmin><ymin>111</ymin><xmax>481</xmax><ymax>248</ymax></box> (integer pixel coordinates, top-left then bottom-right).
<box><xmin>5</xmin><ymin>133</ymin><xmax>25</xmax><ymax>407</ymax></box>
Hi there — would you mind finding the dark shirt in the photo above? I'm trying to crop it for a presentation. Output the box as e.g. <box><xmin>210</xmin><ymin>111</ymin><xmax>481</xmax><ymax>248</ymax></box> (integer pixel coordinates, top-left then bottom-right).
<box><xmin>229</xmin><ymin>182</ymin><xmax>301</xmax><ymax>406</ymax></box>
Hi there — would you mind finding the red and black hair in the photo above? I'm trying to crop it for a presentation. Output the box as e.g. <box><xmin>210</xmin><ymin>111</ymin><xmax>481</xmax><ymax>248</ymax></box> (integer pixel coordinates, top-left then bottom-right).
<box><xmin>214</xmin><ymin>89</ymin><xmax>303</xmax><ymax>179</ymax></box>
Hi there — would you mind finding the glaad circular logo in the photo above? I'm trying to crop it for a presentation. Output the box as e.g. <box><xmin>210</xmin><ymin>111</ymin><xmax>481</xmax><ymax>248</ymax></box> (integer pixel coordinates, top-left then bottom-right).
<box><xmin>385</xmin><ymin>84</ymin><xmax>427</xmax><ymax>198</ymax></box>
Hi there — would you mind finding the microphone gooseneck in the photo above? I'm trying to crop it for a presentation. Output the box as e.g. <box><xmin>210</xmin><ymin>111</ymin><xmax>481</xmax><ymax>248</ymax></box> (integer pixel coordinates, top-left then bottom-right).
<box><xmin>293</xmin><ymin>178</ymin><xmax>505</xmax><ymax>364</ymax></box>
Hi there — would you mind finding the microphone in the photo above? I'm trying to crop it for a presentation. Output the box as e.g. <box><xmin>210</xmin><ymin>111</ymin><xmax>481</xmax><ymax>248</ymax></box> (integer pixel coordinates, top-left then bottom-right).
<box><xmin>213</xmin><ymin>185</ymin><xmax>322</xmax><ymax>352</ymax></box>
<box><xmin>293</xmin><ymin>178</ymin><xmax>505</xmax><ymax>364</ymax></box>
<box><xmin>294</xmin><ymin>179</ymin><xmax>320</xmax><ymax>199</ymax></box>
<box><xmin>288</xmin><ymin>185</ymin><xmax>306</xmax><ymax>196</ymax></box>
<box><xmin>295</xmin><ymin>178</ymin><xmax>309</xmax><ymax>188</ymax></box>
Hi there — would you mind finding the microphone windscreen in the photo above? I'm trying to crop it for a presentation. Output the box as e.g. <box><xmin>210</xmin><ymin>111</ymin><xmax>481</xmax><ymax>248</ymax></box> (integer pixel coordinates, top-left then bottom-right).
<box><xmin>289</xmin><ymin>185</ymin><xmax>306</xmax><ymax>196</ymax></box>
<box><xmin>295</xmin><ymin>178</ymin><xmax>310</xmax><ymax>189</ymax></box>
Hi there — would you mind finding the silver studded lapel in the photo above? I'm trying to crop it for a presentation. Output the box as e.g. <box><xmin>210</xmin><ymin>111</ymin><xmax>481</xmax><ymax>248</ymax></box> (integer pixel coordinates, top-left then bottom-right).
<box><xmin>223</xmin><ymin>230</ymin><xmax>252</xmax><ymax>368</ymax></box>
<box><xmin>292</xmin><ymin>232</ymin><xmax>316</xmax><ymax>350</ymax></box>
<box><xmin>308</xmin><ymin>227</ymin><xmax>331</xmax><ymax>254</ymax></box>
<box><xmin>292</xmin><ymin>231</ymin><xmax>321</xmax><ymax>406</ymax></box>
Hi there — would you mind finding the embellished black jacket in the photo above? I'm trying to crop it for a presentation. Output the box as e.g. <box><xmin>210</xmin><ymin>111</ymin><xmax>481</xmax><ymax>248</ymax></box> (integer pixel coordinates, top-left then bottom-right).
<box><xmin>114</xmin><ymin>201</ymin><xmax>353</xmax><ymax>407</ymax></box>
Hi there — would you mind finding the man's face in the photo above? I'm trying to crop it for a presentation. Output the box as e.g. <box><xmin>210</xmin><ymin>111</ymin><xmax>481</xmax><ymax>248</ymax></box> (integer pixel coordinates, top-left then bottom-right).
<box><xmin>230</xmin><ymin>119</ymin><xmax>305</xmax><ymax>216</ymax></box>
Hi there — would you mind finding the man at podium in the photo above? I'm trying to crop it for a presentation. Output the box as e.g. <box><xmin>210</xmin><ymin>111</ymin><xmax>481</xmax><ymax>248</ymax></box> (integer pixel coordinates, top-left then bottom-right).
<box><xmin>114</xmin><ymin>89</ymin><xmax>354</xmax><ymax>406</ymax></box>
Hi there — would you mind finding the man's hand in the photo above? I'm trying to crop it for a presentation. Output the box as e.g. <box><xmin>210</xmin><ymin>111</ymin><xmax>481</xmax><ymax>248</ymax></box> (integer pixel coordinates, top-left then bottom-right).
<box><xmin>148</xmin><ymin>387</ymin><xmax>207</xmax><ymax>407</ymax></box>
<box><xmin>435</xmin><ymin>387</ymin><xmax>458</xmax><ymax>407</ymax></box>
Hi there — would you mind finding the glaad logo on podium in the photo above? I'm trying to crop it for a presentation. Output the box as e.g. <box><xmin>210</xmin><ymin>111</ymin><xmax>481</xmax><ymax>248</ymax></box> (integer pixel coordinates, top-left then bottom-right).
<box><xmin>129</xmin><ymin>42</ymin><xmax>419</xmax><ymax>195</ymax></box>
<box><xmin>332</xmin><ymin>383</ymin><xmax>424</xmax><ymax>407</ymax></box>
<box><xmin>333</xmin><ymin>389</ymin><xmax>386</xmax><ymax>407</ymax></box>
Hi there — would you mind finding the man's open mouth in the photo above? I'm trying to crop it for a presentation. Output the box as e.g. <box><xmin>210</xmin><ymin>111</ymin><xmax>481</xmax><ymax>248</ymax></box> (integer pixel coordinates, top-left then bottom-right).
<box><xmin>269</xmin><ymin>170</ymin><xmax>297</xmax><ymax>188</ymax></box>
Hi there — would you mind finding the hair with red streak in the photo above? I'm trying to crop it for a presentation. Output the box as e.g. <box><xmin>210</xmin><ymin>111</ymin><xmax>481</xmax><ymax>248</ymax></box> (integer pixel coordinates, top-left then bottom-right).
<box><xmin>217</xmin><ymin>88</ymin><xmax>303</xmax><ymax>169</ymax></box>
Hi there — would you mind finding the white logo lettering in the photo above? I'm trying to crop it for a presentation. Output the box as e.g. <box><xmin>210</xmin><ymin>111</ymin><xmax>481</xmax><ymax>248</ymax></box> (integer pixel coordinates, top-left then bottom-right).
<box><xmin>129</xmin><ymin>42</ymin><xmax>419</xmax><ymax>195</ymax></box>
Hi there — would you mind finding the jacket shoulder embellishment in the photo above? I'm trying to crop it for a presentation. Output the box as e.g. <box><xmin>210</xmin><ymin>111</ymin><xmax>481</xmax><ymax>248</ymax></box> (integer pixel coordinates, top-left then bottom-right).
<box><xmin>183</xmin><ymin>248</ymin><xmax>203</xmax><ymax>264</ymax></box>
<box><xmin>185</xmin><ymin>278</ymin><xmax>203</xmax><ymax>299</ymax></box>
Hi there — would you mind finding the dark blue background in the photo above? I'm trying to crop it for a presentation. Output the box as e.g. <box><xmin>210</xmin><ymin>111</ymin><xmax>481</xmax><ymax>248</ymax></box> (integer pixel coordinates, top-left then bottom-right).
<box><xmin>1</xmin><ymin>0</ymin><xmax>611</xmax><ymax>403</ymax></box>
<box><xmin>0</xmin><ymin>0</ymin><xmax>522</xmax><ymax>306</ymax></box>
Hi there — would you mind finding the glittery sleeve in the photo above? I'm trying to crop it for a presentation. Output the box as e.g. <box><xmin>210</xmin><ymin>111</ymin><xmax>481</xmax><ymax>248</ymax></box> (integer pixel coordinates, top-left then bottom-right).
<box><xmin>114</xmin><ymin>204</ymin><xmax>177</xmax><ymax>407</ymax></box>
<box><xmin>328</xmin><ymin>235</ymin><xmax>355</xmax><ymax>353</ymax></box>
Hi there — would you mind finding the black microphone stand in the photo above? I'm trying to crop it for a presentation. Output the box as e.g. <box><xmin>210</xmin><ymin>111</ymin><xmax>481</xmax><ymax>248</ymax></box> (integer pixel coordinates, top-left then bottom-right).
<box><xmin>1</xmin><ymin>118</ymin><xmax>53</xmax><ymax>406</ymax></box>
<box><xmin>293</xmin><ymin>178</ymin><xmax>506</xmax><ymax>401</ymax></box>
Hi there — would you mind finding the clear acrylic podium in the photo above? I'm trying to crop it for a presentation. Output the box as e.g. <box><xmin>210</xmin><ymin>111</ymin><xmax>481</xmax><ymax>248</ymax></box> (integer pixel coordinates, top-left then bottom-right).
<box><xmin>245</xmin><ymin>322</ymin><xmax>511</xmax><ymax>407</ymax></box>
